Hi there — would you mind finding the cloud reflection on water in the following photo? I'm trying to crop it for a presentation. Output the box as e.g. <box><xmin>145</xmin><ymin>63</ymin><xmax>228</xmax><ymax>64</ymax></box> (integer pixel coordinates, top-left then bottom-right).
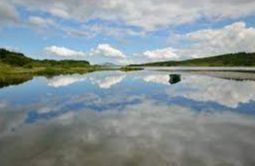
<box><xmin>141</xmin><ymin>72</ymin><xmax>255</xmax><ymax>108</ymax></box>
<box><xmin>0</xmin><ymin>71</ymin><xmax>255</xmax><ymax>166</ymax></box>
<box><xmin>47</xmin><ymin>74</ymin><xmax>87</xmax><ymax>88</ymax></box>
<box><xmin>174</xmin><ymin>75</ymin><xmax>255</xmax><ymax>108</ymax></box>
<box><xmin>0</xmin><ymin>99</ymin><xmax>255</xmax><ymax>166</ymax></box>
<box><xmin>47</xmin><ymin>72</ymin><xmax>126</xmax><ymax>89</ymax></box>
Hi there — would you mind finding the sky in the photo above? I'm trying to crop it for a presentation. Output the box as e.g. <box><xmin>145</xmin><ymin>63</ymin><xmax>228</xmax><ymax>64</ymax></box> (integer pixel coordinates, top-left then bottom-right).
<box><xmin>1</xmin><ymin>0</ymin><xmax>255</xmax><ymax>65</ymax></box>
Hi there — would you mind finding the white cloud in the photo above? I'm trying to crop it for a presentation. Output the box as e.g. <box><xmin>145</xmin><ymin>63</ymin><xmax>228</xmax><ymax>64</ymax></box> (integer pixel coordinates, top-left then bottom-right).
<box><xmin>136</xmin><ymin>21</ymin><xmax>255</xmax><ymax>61</ymax></box>
<box><xmin>39</xmin><ymin>21</ymin><xmax>255</xmax><ymax>63</ymax></box>
<box><xmin>43</xmin><ymin>44</ymin><xmax>130</xmax><ymax>64</ymax></box>
<box><xmin>90</xmin><ymin>44</ymin><xmax>126</xmax><ymax>59</ymax></box>
<box><xmin>173</xmin><ymin>21</ymin><xmax>255</xmax><ymax>59</ymax></box>
<box><xmin>45</xmin><ymin>46</ymin><xmax>86</xmax><ymax>57</ymax></box>
<box><xmin>8</xmin><ymin>0</ymin><xmax>255</xmax><ymax>31</ymax></box>
<box><xmin>28</xmin><ymin>16</ymin><xmax>54</xmax><ymax>27</ymax></box>
<box><xmin>141</xmin><ymin>47</ymin><xmax>179</xmax><ymax>60</ymax></box>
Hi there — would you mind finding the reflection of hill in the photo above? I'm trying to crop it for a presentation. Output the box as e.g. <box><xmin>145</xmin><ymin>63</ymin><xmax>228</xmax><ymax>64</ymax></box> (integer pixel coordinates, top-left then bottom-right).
<box><xmin>0</xmin><ymin>75</ymin><xmax>33</xmax><ymax>89</ymax></box>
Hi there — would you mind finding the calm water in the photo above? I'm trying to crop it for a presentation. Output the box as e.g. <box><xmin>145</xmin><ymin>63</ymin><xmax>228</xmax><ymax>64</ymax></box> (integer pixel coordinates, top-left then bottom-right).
<box><xmin>0</xmin><ymin>70</ymin><xmax>255</xmax><ymax>166</ymax></box>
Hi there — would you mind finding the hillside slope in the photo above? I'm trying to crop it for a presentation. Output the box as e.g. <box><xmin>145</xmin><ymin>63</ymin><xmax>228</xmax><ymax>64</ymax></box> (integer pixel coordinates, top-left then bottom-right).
<box><xmin>0</xmin><ymin>49</ymin><xmax>104</xmax><ymax>77</ymax></box>
<box><xmin>130</xmin><ymin>52</ymin><xmax>255</xmax><ymax>67</ymax></box>
<box><xmin>0</xmin><ymin>48</ymin><xmax>90</xmax><ymax>67</ymax></box>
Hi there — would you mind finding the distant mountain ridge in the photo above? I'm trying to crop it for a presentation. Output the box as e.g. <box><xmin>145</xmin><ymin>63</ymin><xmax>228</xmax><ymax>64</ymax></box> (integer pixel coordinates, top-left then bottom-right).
<box><xmin>130</xmin><ymin>52</ymin><xmax>255</xmax><ymax>67</ymax></box>
<box><xmin>100</xmin><ymin>62</ymin><xmax>120</xmax><ymax>67</ymax></box>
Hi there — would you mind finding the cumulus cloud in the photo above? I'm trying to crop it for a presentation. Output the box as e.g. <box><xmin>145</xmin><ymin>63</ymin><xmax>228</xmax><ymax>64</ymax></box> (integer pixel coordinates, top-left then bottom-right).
<box><xmin>2</xmin><ymin>1</ymin><xmax>255</xmax><ymax>63</ymax></box>
<box><xmin>172</xmin><ymin>21</ymin><xmax>255</xmax><ymax>59</ymax></box>
<box><xmin>140</xmin><ymin>47</ymin><xmax>179</xmax><ymax>60</ymax></box>
<box><xmin>90</xmin><ymin>44</ymin><xmax>126</xmax><ymax>59</ymax></box>
<box><xmin>45</xmin><ymin>46</ymin><xmax>86</xmax><ymax>57</ymax></box>
<box><xmin>136</xmin><ymin>21</ymin><xmax>255</xmax><ymax>61</ymax></box>
<box><xmin>31</xmin><ymin>21</ymin><xmax>255</xmax><ymax>63</ymax></box>
<box><xmin>89</xmin><ymin>44</ymin><xmax>132</xmax><ymax>65</ymax></box>
<box><xmin>43</xmin><ymin>44</ymin><xmax>131</xmax><ymax>64</ymax></box>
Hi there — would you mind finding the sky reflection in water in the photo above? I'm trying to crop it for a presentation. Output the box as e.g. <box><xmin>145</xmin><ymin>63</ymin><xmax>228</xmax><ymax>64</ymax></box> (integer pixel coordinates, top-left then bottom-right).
<box><xmin>0</xmin><ymin>70</ymin><xmax>255</xmax><ymax>166</ymax></box>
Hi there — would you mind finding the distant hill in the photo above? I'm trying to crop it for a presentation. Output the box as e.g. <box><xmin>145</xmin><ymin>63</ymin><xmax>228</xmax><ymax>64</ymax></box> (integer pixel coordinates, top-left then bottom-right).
<box><xmin>130</xmin><ymin>52</ymin><xmax>255</xmax><ymax>67</ymax></box>
<box><xmin>0</xmin><ymin>48</ymin><xmax>90</xmax><ymax>67</ymax></box>
<box><xmin>100</xmin><ymin>62</ymin><xmax>120</xmax><ymax>67</ymax></box>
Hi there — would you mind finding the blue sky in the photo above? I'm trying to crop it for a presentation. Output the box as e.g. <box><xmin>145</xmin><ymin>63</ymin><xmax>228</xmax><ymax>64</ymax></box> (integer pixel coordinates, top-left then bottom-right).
<box><xmin>1</xmin><ymin>0</ymin><xmax>255</xmax><ymax>64</ymax></box>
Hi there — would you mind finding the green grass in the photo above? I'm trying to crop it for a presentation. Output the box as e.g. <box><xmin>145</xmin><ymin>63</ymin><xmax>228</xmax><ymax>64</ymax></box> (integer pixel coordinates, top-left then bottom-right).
<box><xmin>0</xmin><ymin>63</ymin><xmax>106</xmax><ymax>88</ymax></box>
<box><xmin>0</xmin><ymin>63</ymin><xmax>33</xmax><ymax>88</ymax></box>
<box><xmin>0</xmin><ymin>48</ymin><xmax>109</xmax><ymax>76</ymax></box>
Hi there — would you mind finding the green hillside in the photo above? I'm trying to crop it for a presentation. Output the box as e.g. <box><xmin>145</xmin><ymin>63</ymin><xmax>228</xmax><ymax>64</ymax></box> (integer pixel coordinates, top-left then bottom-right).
<box><xmin>0</xmin><ymin>49</ymin><xmax>34</xmax><ymax>66</ymax></box>
<box><xmin>0</xmin><ymin>48</ymin><xmax>90</xmax><ymax>67</ymax></box>
<box><xmin>130</xmin><ymin>52</ymin><xmax>255</xmax><ymax>67</ymax></box>
<box><xmin>0</xmin><ymin>48</ymin><xmax>102</xmax><ymax>79</ymax></box>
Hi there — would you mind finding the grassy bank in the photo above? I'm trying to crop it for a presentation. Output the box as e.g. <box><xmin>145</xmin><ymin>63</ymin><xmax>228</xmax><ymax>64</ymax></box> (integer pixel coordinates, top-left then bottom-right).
<box><xmin>0</xmin><ymin>62</ymin><xmax>104</xmax><ymax>87</ymax></box>
<box><xmin>0</xmin><ymin>61</ymin><xmax>105</xmax><ymax>76</ymax></box>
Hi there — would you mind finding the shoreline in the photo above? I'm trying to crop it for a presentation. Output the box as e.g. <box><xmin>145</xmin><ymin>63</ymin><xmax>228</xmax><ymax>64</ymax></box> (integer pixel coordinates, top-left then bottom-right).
<box><xmin>143</xmin><ymin>66</ymin><xmax>255</xmax><ymax>73</ymax></box>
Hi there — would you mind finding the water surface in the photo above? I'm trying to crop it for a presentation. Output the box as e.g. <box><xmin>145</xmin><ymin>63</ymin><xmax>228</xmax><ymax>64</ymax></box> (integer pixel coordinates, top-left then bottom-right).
<box><xmin>0</xmin><ymin>70</ymin><xmax>255</xmax><ymax>166</ymax></box>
